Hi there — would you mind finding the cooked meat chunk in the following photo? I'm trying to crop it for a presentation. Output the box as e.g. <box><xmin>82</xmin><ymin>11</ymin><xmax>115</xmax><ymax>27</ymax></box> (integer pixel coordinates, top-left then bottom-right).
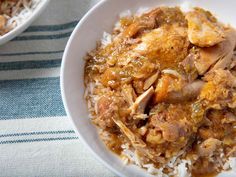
<box><xmin>186</xmin><ymin>8</ymin><xmax>225</xmax><ymax>47</ymax></box>
<box><xmin>93</xmin><ymin>96</ymin><xmax>116</xmax><ymax>129</ymax></box>
<box><xmin>200</xmin><ymin>69</ymin><xmax>236</xmax><ymax>109</ymax></box>
<box><xmin>143</xmin><ymin>72</ymin><xmax>159</xmax><ymax>90</ymax></box>
<box><xmin>154</xmin><ymin>72</ymin><xmax>187</xmax><ymax>103</ymax></box>
<box><xmin>194</xmin><ymin>28</ymin><xmax>236</xmax><ymax>75</ymax></box>
<box><xmin>113</xmin><ymin>118</ymin><xmax>165</xmax><ymax>163</ymax></box>
<box><xmin>134</xmin><ymin>24</ymin><xmax>189</xmax><ymax>69</ymax></box>
<box><xmin>208</xmin><ymin>28</ymin><xmax>236</xmax><ymax>72</ymax></box>
<box><xmin>145</xmin><ymin>103</ymin><xmax>195</xmax><ymax>159</ymax></box>
<box><xmin>203</xmin><ymin>69</ymin><xmax>236</xmax><ymax>87</ymax></box>
<box><xmin>198</xmin><ymin>138</ymin><xmax>222</xmax><ymax>157</ymax></box>
<box><xmin>122</xmin><ymin>7</ymin><xmax>186</xmax><ymax>38</ymax></box>
<box><xmin>154</xmin><ymin>72</ymin><xmax>204</xmax><ymax>103</ymax></box>
<box><xmin>180</xmin><ymin>52</ymin><xmax>199</xmax><ymax>81</ymax></box>
<box><xmin>121</xmin><ymin>84</ymin><xmax>137</xmax><ymax>106</ymax></box>
<box><xmin>192</xmin><ymin>158</ymin><xmax>219</xmax><ymax>176</ymax></box>
<box><xmin>130</xmin><ymin>86</ymin><xmax>154</xmax><ymax>115</ymax></box>
<box><xmin>198</xmin><ymin>109</ymin><xmax>235</xmax><ymax>142</ymax></box>
<box><xmin>164</xmin><ymin>80</ymin><xmax>204</xmax><ymax>103</ymax></box>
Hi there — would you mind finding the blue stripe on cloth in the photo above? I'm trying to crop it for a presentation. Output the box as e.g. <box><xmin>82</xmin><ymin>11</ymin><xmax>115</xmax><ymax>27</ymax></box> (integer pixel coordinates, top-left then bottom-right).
<box><xmin>0</xmin><ymin>137</ymin><xmax>79</xmax><ymax>144</ymax></box>
<box><xmin>24</xmin><ymin>20</ymin><xmax>79</xmax><ymax>32</ymax></box>
<box><xmin>0</xmin><ymin>50</ymin><xmax>64</xmax><ymax>56</ymax></box>
<box><xmin>0</xmin><ymin>77</ymin><xmax>66</xmax><ymax>120</ymax></box>
<box><xmin>0</xmin><ymin>59</ymin><xmax>61</xmax><ymax>71</ymax></box>
<box><xmin>0</xmin><ymin>130</ymin><xmax>75</xmax><ymax>138</ymax></box>
<box><xmin>12</xmin><ymin>31</ymin><xmax>72</xmax><ymax>41</ymax></box>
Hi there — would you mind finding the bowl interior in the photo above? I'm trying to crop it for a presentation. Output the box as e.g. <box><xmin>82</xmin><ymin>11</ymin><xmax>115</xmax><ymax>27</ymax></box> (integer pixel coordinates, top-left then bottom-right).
<box><xmin>61</xmin><ymin>0</ymin><xmax>236</xmax><ymax>176</ymax></box>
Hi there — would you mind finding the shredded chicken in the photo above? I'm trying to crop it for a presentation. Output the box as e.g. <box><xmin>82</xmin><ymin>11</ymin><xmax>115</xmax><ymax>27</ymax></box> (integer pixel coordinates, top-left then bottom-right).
<box><xmin>194</xmin><ymin>28</ymin><xmax>236</xmax><ymax>75</ymax></box>
<box><xmin>130</xmin><ymin>86</ymin><xmax>154</xmax><ymax>115</ymax></box>
<box><xmin>198</xmin><ymin>138</ymin><xmax>222</xmax><ymax>157</ymax></box>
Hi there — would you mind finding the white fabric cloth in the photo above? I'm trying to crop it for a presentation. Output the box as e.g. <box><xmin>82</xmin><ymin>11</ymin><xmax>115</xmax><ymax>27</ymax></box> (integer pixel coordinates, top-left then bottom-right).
<box><xmin>0</xmin><ymin>0</ymin><xmax>116</xmax><ymax>176</ymax></box>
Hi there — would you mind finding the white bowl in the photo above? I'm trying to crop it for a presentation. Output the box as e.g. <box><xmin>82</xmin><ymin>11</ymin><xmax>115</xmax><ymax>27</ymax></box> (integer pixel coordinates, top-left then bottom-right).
<box><xmin>0</xmin><ymin>0</ymin><xmax>50</xmax><ymax>45</ymax></box>
<box><xmin>61</xmin><ymin>0</ymin><xmax>236</xmax><ymax>176</ymax></box>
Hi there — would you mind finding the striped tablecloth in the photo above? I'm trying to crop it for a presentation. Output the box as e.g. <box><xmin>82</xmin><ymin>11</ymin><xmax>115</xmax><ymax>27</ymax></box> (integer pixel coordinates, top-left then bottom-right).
<box><xmin>0</xmin><ymin>0</ymin><xmax>116</xmax><ymax>176</ymax></box>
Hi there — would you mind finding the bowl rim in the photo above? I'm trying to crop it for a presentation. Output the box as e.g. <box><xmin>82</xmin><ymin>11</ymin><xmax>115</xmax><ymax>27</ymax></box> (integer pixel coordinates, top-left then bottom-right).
<box><xmin>0</xmin><ymin>0</ymin><xmax>50</xmax><ymax>45</ymax></box>
<box><xmin>60</xmin><ymin>0</ymin><xmax>125</xmax><ymax>176</ymax></box>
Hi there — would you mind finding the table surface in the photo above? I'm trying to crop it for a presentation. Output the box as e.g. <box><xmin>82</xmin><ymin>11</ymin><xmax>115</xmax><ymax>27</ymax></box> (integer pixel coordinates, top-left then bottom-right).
<box><xmin>0</xmin><ymin>0</ymin><xmax>117</xmax><ymax>176</ymax></box>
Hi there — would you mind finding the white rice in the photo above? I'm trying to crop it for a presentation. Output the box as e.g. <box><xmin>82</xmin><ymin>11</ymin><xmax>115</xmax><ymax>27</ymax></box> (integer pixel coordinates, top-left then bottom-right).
<box><xmin>135</xmin><ymin>43</ymin><xmax>147</xmax><ymax>51</ymax></box>
<box><xmin>114</xmin><ymin>7</ymin><xmax>150</xmax><ymax>33</ymax></box>
<box><xmin>136</xmin><ymin>7</ymin><xmax>151</xmax><ymax>16</ymax></box>
<box><xmin>176</xmin><ymin>160</ymin><xmax>191</xmax><ymax>177</ymax></box>
<box><xmin>143</xmin><ymin>164</ymin><xmax>166</xmax><ymax>177</ymax></box>
<box><xmin>180</xmin><ymin>1</ymin><xmax>193</xmax><ymax>13</ymax></box>
<box><xmin>4</xmin><ymin>0</ymin><xmax>43</xmax><ymax>33</ymax></box>
<box><xmin>229</xmin><ymin>157</ymin><xmax>236</xmax><ymax>172</ymax></box>
<box><xmin>119</xmin><ymin>10</ymin><xmax>132</xmax><ymax>18</ymax></box>
<box><xmin>101</xmin><ymin>32</ymin><xmax>112</xmax><ymax>47</ymax></box>
<box><xmin>223</xmin><ymin>159</ymin><xmax>231</xmax><ymax>170</ymax></box>
<box><xmin>162</xmin><ymin>69</ymin><xmax>182</xmax><ymax>78</ymax></box>
<box><xmin>120</xmin><ymin>140</ymin><xmax>192</xmax><ymax>177</ymax></box>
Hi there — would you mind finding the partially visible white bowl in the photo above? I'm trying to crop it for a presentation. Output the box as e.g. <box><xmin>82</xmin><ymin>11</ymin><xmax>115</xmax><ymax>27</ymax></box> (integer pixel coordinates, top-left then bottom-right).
<box><xmin>0</xmin><ymin>0</ymin><xmax>50</xmax><ymax>45</ymax></box>
<box><xmin>61</xmin><ymin>0</ymin><xmax>236</xmax><ymax>176</ymax></box>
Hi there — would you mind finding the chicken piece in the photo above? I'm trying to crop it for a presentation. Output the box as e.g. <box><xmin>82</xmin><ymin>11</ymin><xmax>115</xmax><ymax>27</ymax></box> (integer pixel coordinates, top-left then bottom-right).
<box><xmin>130</xmin><ymin>86</ymin><xmax>154</xmax><ymax>115</ymax></box>
<box><xmin>121</xmin><ymin>84</ymin><xmax>137</xmax><ymax>106</ymax></box>
<box><xmin>146</xmin><ymin>129</ymin><xmax>164</xmax><ymax>145</ymax></box>
<box><xmin>198</xmin><ymin>128</ymin><xmax>215</xmax><ymax>140</ymax></box>
<box><xmin>208</xmin><ymin>28</ymin><xmax>236</xmax><ymax>73</ymax></box>
<box><xmin>191</xmin><ymin>138</ymin><xmax>223</xmax><ymax>176</ymax></box>
<box><xmin>192</xmin><ymin>158</ymin><xmax>219</xmax><ymax>176</ymax></box>
<box><xmin>143</xmin><ymin>72</ymin><xmax>159</xmax><ymax>90</ymax></box>
<box><xmin>112</xmin><ymin>118</ymin><xmax>165</xmax><ymax>163</ymax></box>
<box><xmin>200</xmin><ymin>80</ymin><xmax>229</xmax><ymax>105</ymax></box>
<box><xmin>154</xmin><ymin>71</ymin><xmax>186</xmax><ymax>103</ymax></box>
<box><xmin>203</xmin><ymin>69</ymin><xmax>236</xmax><ymax>87</ymax></box>
<box><xmin>194</xmin><ymin>28</ymin><xmax>236</xmax><ymax>75</ymax></box>
<box><xmin>122</xmin><ymin>14</ymin><xmax>156</xmax><ymax>38</ymax></box>
<box><xmin>146</xmin><ymin>103</ymin><xmax>195</xmax><ymax>160</ymax></box>
<box><xmin>191</xmin><ymin>101</ymin><xmax>206</xmax><ymax>125</ymax></box>
<box><xmin>230</xmin><ymin>54</ymin><xmax>236</xmax><ymax>69</ymax></box>
<box><xmin>148</xmin><ymin>114</ymin><xmax>191</xmax><ymax>143</ymax></box>
<box><xmin>134</xmin><ymin>24</ymin><xmax>189</xmax><ymax>69</ymax></box>
<box><xmin>93</xmin><ymin>96</ymin><xmax>116</xmax><ymax>129</ymax></box>
<box><xmin>200</xmin><ymin>69</ymin><xmax>236</xmax><ymax>107</ymax></box>
<box><xmin>112</xmin><ymin>118</ymin><xmax>146</xmax><ymax>148</ymax></box>
<box><xmin>197</xmin><ymin>138</ymin><xmax>222</xmax><ymax>157</ymax></box>
<box><xmin>222</xmin><ymin>112</ymin><xmax>236</xmax><ymax>124</ymax></box>
<box><xmin>153</xmin><ymin>71</ymin><xmax>204</xmax><ymax>103</ymax></box>
<box><xmin>0</xmin><ymin>15</ymin><xmax>6</xmax><ymax>29</ymax></box>
<box><xmin>198</xmin><ymin>109</ymin><xmax>235</xmax><ymax>142</ymax></box>
<box><xmin>165</xmin><ymin>80</ymin><xmax>205</xmax><ymax>103</ymax></box>
<box><xmin>186</xmin><ymin>8</ymin><xmax>225</xmax><ymax>47</ymax></box>
<box><xmin>122</xmin><ymin>7</ymin><xmax>186</xmax><ymax>38</ymax></box>
<box><xmin>227</xmin><ymin>145</ymin><xmax>236</xmax><ymax>156</ymax></box>
<box><xmin>180</xmin><ymin>52</ymin><xmax>199</xmax><ymax>82</ymax></box>
<box><xmin>154</xmin><ymin>74</ymin><xmax>172</xmax><ymax>103</ymax></box>
<box><xmin>158</xmin><ymin>122</ymin><xmax>184</xmax><ymax>142</ymax></box>
<box><xmin>101</xmin><ymin>67</ymin><xmax>130</xmax><ymax>89</ymax></box>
